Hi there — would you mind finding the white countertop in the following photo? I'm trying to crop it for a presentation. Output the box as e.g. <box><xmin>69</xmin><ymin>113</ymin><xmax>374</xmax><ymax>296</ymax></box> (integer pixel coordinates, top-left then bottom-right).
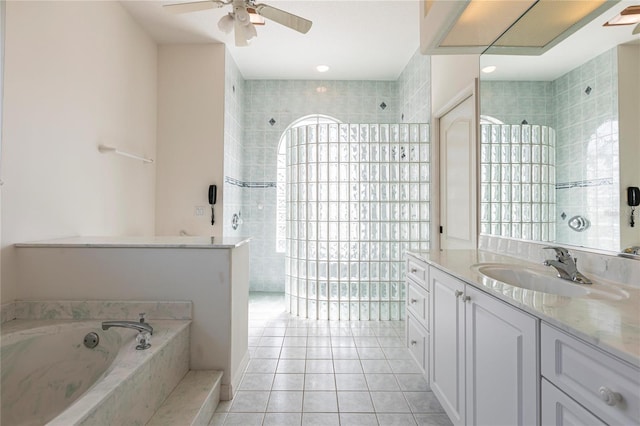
<box><xmin>408</xmin><ymin>249</ymin><xmax>640</xmax><ymax>368</ymax></box>
<box><xmin>15</xmin><ymin>236</ymin><xmax>251</xmax><ymax>249</ymax></box>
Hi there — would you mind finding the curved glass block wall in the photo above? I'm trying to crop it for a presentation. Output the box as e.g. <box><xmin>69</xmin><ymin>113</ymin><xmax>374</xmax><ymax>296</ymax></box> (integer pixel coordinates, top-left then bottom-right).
<box><xmin>480</xmin><ymin>124</ymin><xmax>556</xmax><ymax>242</ymax></box>
<box><xmin>285</xmin><ymin>123</ymin><xmax>430</xmax><ymax>320</ymax></box>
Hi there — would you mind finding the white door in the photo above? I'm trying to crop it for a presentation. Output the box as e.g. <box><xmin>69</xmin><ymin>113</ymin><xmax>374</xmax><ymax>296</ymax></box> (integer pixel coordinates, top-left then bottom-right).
<box><xmin>439</xmin><ymin>95</ymin><xmax>477</xmax><ymax>249</ymax></box>
<box><xmin>430</xmin><ymin>267</ymin><xmax>465</xmax><ymax>426</ymax></box>
<box><xmin>464</xmin><ymin>285</ymin><xmax>539</xmax><ymax>426</ymax></box>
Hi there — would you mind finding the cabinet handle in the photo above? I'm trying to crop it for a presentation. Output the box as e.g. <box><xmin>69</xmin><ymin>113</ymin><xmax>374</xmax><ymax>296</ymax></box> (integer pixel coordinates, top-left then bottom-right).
<box><xmin>411</xmin><ymin>340</ymin><xmax>417</xmax><ymax>346</ymax></box>
<box><xmin>410</xmin><ymin>298</ymin><xmax>418</xmax><ymax>304</ymax></box>
<box><xmin>411</xmin><ymin>268</ymin><xmax>418</xmax><ymax>273</ymax></box>
<box><xmin>455</xmin><ymin>290</ymin><xmax>463</xmax><ymax>298</ymax></box>
<box><xmin>462</xmin><ymin>295</ymin><xmax>471</xmax><ymax>302</ymax></box>
<box><xmin>599</xmin><ymin>386</ymin><xmax>622</xmax><ymax>406</ymax></box>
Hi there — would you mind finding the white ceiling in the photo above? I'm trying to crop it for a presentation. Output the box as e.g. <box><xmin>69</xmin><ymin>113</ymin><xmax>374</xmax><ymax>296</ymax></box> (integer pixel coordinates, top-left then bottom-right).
<box><xmin>121</xmin><ymin>0</ymin><xmax>421</xmax><ymax>80</ymax></box>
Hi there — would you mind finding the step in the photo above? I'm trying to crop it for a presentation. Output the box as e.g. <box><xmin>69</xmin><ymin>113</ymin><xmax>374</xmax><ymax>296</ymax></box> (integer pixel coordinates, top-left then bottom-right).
<box><xmin>147</xmin><ymin>370</ymin><xmax>223</xmax><ymax>426</ymax></box>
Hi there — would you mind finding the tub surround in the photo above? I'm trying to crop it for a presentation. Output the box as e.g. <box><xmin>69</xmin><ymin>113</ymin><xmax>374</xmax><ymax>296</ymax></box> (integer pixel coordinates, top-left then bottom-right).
<box><xmin>13</xmin><ymin>237</ymin><xmax>251</xmax><ymax>400</ymax></box>
<box><xmin>408</xmin><ymin>248</ymin><xmax>639</xmax><ymax>368</ymax></box>
<box><xmin>0</xmin><ymin>302</ymin><xmax>15</xmax><ymax>325</ymax></box>
<box><xmin>1</xmin><ymin>299</ymin><xmax>192</xmax><ymax>323</ymax></box>
<box><xmin>15</xmin><ymin>235</ymin><xmax>250</xmax><ymax>249</ymax></box>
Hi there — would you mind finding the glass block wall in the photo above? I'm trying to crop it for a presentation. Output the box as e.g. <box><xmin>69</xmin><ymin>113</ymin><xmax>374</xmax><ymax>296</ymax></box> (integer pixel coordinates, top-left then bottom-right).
<box><xmin>480</xmin><ymin>124</ymin><xmax>556</xmax><ymax>242</ymax></box>
<box><xmin>285</xmin><ymin>123</ymin><xmax>430</xmax><ymax>320</ymax></box>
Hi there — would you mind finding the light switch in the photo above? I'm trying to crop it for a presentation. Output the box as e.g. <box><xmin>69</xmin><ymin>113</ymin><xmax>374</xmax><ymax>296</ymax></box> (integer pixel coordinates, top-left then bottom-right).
<box><xmin>195</xmin><ymin>206</ymin><xmax>205</xmax><ymax>216</ymax></box>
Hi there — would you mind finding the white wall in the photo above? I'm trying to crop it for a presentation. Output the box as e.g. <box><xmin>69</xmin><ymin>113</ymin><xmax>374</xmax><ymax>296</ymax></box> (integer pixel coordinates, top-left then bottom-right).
<box><xmin>431</xmin><ymin>55</ymin><xmax>479</xmax><ymax>115</ymax></box>
<box><xmin>0</xmin><ymin>1</ymin><xmax>158</xmax><ymax>303</ymax></box>
<box><xmin>618</xmin><ymin>43</ymin><xmax>640</xmax><ymax>248</ymax></box>
<box><xmin>156</xmin><ymin>44</ymin><xmax>226</xmax><ymax>238</ymax></box>
<box><xmin>0</xmin><ymin>0</ymin><xmax>6</xmax><ymax>301</ymax></box>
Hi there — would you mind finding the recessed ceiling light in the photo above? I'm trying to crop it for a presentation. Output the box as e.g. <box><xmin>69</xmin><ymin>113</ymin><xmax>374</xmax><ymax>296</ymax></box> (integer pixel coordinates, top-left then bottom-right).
<box><xmin>482</xmin><ymin>65</ymin><xmax>497</xmax><ymax>74</ymax></box>
<box><xmin>604</xmin><ymin>5</ymin><xmax>640</xmax><ymax>26</ymax></box>
<box><xmin>316</xmin><ymin>65</ymin><xmax>330</xmax><ymax>73</ymax></box>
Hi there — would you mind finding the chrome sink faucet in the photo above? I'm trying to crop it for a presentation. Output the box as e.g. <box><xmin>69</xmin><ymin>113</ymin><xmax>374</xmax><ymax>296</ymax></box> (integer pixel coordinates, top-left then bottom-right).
<box><xmin>543</xmin><ymin>246</ymin><xmax>592</xmax><ymax>284</ymax></box>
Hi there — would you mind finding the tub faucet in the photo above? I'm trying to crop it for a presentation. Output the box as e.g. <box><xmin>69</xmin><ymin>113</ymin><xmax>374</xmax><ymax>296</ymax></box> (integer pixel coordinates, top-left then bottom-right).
<box><xmin>102</xmin><ymin>313</ymin><xmax>154</xmax><ymax>335</ymax></box>
<box><xmin>543</xmin><ymin>246</ymin><xmax>592</xmax><ymax>284</ymax></box>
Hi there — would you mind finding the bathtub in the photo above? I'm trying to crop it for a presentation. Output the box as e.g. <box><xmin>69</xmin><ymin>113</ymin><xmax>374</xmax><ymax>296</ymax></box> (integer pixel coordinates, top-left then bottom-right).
<box><xmin>1</xmin><ymin>319</ymin><xmax>190</xmax><ymax>425</ymax></box>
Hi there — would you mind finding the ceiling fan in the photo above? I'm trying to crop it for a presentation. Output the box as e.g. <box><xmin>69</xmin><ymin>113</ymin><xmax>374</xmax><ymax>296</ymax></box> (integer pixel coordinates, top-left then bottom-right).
<box><xmin>163</xmin><ymin>0</ymin><xmax>313</xmax><ymax>47</ymax></box>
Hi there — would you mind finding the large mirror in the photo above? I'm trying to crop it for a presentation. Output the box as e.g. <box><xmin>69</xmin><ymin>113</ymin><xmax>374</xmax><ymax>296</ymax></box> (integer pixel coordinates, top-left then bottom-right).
<box><xmin>479</xmin><ymin>0</ymin><xmax>640</xmax><ymax>253</ymax></box>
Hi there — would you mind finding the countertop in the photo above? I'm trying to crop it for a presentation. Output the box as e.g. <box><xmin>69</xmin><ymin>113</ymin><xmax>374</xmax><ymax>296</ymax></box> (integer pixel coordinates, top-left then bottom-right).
<box><xmin>15</xmin><ymin>236</ymin><xmax>251</xmax><ymax>249</ymax></box>
<box><xmin>407</xmin><ymin>249</ymin><xmax>640</xmax><ymax>368</ymax></box>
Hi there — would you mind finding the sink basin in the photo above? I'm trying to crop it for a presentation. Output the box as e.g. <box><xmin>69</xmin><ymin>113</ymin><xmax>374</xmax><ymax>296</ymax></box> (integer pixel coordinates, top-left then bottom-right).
<box><xmin>472</xmin><ymin>263</ymin><xmax>628</xmax><ymax>300</ymax></box>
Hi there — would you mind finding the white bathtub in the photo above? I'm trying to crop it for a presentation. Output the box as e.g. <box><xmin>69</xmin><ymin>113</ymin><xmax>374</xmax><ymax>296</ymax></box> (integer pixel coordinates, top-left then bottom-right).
<box><xmin>1</xmin><ymin>319</ymin><xmax>190</xmax><ymax>425</ymax></box>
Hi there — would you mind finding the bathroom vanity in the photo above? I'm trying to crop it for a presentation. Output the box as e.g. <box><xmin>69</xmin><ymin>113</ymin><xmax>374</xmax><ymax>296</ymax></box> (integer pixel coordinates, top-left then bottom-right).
<box><xmin>14</xmin><ymin>236</ymin><xmax>250</xmax><ymax>400</ymax></box>
<box><xmin>406</xmin><ymin>250</ymin><xmax>640</xmax><ymax>426</ymax></box>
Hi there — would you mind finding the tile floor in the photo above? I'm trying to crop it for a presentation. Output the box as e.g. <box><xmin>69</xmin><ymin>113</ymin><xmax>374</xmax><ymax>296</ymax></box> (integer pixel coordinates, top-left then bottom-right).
<box><xmin>209</xmin><ymin>292</ymin><xmax>452</xmax><ymax>426</ymax></box>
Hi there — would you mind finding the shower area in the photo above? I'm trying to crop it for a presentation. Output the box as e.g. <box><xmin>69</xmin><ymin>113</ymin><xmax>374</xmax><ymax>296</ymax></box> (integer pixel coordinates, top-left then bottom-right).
<box><xmin>285</xmin><ymin>123</ymin><xmax>430</xmax><ymax>320</ymax></box>
<box><xmin>479</xmin><ymin>122</ymin><xmax>556</xmax><ymax>242</ymax></box>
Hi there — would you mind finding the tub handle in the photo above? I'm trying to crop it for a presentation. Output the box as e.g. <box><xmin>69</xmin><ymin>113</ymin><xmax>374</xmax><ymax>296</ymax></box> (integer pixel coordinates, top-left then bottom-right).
<box><xmin>136</xmin><ymin>331</ymin><xmax>152</xmax><ymax>350</ymax></box>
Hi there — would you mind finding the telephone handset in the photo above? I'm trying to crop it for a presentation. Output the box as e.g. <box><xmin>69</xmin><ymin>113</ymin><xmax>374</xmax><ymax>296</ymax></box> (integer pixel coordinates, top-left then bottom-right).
<box><xmin>209</xmin><ymin>185</ymin><xmax>217</xmax><ymax>225</ymax></box>
<box><xmin>209</xmin><ymin>185</ymin><xmax>217</xmax><ymax>205</ymax></box>
<box><xmin>628</xmin><ymin>186</ymin><xmax>640</xmax><ymax>227</ymax></box>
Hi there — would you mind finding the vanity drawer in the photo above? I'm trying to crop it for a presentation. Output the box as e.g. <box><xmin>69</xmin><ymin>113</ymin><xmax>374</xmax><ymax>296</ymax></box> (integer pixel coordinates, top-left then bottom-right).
<box><xmin>406</xmin><ymin>279</ymin><xmax>429</xmax><ymax>331</ymax></box>
<box><xmin>407</xmin><ymin>314</ymin><xmax>428</xmax><ymax>376</ymax></box>
<box><xmin>542</xmin><ymin>378</ymin><xmax>606</xmax><ymax>426</ymax></box>
<box><xmin>541</xmin><ymin>323</ymin><xmax>640</xmax><ymax>426</ymax></box>
<box><xmin>407</xmin><ymin>256</ymin><xmax>427</xmax><ymax>288</ymax></box>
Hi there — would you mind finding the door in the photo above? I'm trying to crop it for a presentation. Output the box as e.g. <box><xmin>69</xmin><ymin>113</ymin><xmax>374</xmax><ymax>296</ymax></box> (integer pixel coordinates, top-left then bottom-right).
<box><xmin>439</xmin><ymin>95</ymin><xmax>477</xmax><ymax>249</ymax></box>
<box><xmin>430</xmin><ymin>267</ymin><xmax>465</xmax><ymax>426</ymax></box>
<box><xmin>464</xmin><ymin>285</ymin><xmax>539</xmax><ymax>426</ymax></box>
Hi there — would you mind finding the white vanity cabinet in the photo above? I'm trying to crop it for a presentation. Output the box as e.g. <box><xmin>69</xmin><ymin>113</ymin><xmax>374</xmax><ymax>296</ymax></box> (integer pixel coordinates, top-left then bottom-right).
<box><xmin>541</xmin><ymin>323</ymin><xmax>640</xmax><ymax>426</ymax></box>
<box><xmin>405</xmin><ymin>254</ymin><xmax>430</xmax><ymax>379</ymax></box>
<box><xmin>429</xmin><ymin>265</ymin><xmax>539</xmax><ymax>426</ymax></box>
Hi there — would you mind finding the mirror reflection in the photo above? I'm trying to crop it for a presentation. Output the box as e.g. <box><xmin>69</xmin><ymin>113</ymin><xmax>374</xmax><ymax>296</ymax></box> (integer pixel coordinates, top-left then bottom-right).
<box><xmin>479</xmin><ymin>1</ymin><xmax>640</xmax><ymax>253</ymax></box>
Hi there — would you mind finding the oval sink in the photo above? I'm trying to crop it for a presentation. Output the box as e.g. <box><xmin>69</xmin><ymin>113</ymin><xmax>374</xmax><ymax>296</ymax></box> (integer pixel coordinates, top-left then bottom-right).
<box><xmin>472</xmin><ymin>263</ymin><xmax>628</xmax><ymax>300</ymax></box>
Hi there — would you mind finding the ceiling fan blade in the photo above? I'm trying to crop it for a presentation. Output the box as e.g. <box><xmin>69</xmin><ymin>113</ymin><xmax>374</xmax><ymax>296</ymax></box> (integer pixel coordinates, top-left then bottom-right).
<box><xmin>163</xmin><ymin>1</ymin><xmax>225</xmax><ymax>14</ymax></box>
<box><xmin>253</xmin><ymin>3</ymin><xmax>312</xmax><ymax>34</ymax></box>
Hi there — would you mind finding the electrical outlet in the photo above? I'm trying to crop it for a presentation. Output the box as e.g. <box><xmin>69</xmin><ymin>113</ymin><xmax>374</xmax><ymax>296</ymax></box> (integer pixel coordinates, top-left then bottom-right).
<box><xmin>195</xmin><ymin>206</ymin><xmax>205</xmax><ymax>216</ymax></box>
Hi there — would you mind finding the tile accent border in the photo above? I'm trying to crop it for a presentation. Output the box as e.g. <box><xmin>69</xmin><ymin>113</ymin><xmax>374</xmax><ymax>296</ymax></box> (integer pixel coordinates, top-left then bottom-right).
<box><xmin>556</xmin><ymin>178</ymin><xmax>614</xmax><ymax>190</ymax></box>
<box><xmin>1</xmin><ymin>300</ymin><xmax>192</xmax><ymax>323</ymax></box>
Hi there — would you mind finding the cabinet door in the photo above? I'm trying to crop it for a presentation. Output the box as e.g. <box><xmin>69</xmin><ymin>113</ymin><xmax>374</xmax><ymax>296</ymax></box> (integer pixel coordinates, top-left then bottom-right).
<box><xmin>430</xmin><ymin>267</ymin><xmax>465</xmax><ymax>426</ymax></box>
<box><xmin>542</xmin><ymin>378</ymin><xmax>607</xmax><ymax>426</ymax></box>
<box><xmin>464</xmin><ymin>285</ymin><xmax>538</xmax><ymax>426</ymax></box>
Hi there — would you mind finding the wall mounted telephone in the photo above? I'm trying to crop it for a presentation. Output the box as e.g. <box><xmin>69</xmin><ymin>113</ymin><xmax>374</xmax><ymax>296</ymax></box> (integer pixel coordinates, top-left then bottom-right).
<box><xmin>209</xmin><ymin>185</ymin><xmax>217</xmax><ymax>225</ymax></box>
<box><xmin>628</xmin><ymin>186</ymin><xmax>639</xmax><ymax>227</ymax></box>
